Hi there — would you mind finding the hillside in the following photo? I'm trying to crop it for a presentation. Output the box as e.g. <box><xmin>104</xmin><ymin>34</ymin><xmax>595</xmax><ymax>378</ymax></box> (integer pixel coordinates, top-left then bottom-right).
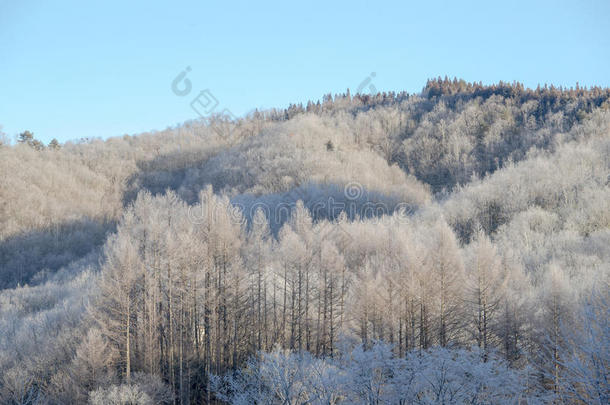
<box><xmin>0</xmin><ymin>79</ymin><xmax>608</xmax><ymax>404</ymax></box>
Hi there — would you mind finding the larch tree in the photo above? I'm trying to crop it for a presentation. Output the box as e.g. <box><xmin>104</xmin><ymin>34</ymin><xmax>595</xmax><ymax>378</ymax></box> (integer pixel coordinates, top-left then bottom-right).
<box><xmin>92</xmin><ymin>227</ymin><xmax>143</xmax><ymax>385</ymax></box>
<box><xmin>425</xmin><ymin>218</ymin><xmax>465</xmax><ymax>347</ymax></box>
<box><xmin>464</xmin><ymin>229</ymin><xmax>507</xmax><ymax>358</ymax></box>
<box><xmin>538</xmin><ymin>263</ymin><xmax>576</xmax><ymax>399</ymax></box>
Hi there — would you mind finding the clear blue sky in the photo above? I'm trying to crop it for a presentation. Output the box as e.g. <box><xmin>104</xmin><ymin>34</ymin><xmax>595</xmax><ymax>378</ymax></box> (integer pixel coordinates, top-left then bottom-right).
<box><xmin>1</xmin><ymin>0</ymin><xmax>609</xmax><ymax>143</ymax></box>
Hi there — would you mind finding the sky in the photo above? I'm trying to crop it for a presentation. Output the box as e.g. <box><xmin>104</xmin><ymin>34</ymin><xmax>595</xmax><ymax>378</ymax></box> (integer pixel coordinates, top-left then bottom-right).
<box><xmin>1</xmin><ymin>0</ymin><xmax>609</xmax><ymax>144</ymax></box>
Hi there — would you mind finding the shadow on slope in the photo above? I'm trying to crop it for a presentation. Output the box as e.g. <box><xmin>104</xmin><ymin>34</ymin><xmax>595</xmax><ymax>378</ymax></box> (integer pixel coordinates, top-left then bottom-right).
<box><xmin>0</xmin><ymin>218</ymin><xmax>114</xmax><ymax>289</ymax></box>
<box><xmin>232</xmin><ymin>182</ymin><xmax>420</xmax><ymax>234</ymax></box>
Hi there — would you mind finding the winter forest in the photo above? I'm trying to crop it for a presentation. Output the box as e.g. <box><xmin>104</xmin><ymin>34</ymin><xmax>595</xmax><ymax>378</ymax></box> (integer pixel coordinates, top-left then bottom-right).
<box><xmin>0</xmin><ymin>78</ymin><xmax>608</xmax><ymax>404</ymax></box>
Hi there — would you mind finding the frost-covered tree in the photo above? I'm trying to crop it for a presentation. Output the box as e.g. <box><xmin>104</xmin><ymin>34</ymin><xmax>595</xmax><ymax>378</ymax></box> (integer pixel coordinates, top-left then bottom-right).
<box><xmin>558</xmin><ymin>290</ymin><xmax>609</xmax><ymax>405</ymax></box>
<box><xmin>464</xmin><ymin>230</ymin><xmax>507</xmax><ymax>357</ymax></box>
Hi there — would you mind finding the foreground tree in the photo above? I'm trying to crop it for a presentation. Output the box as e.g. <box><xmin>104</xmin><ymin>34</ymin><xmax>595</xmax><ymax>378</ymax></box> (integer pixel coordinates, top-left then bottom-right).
<box><xmin>212</xmin><ymin>342</ymin><xmax>538</xmax><ymax>404</ymax></box>
<box><xmin>558</xmin><ymin>290</ymin><xmax>609</xmax><ymax>405</ymax></box>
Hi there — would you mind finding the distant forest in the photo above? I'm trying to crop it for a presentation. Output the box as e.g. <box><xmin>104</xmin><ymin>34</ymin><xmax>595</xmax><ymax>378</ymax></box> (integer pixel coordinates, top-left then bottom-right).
<box><xmin>0</xmin><ymin>78</ymin><xmax>608</xmax><ymax>404</ymax></box>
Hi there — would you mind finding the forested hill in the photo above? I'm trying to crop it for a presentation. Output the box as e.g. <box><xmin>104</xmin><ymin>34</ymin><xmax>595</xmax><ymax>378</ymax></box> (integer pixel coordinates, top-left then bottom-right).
<box><xmin>0</xmin><ymin>80</ymin><xmax>608</xmax><ymax>404</ymax></box>
<box><xmin>2</xmin><ymin>79</ymin><xmax>609</xmax><ymax>289</ymax></box>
